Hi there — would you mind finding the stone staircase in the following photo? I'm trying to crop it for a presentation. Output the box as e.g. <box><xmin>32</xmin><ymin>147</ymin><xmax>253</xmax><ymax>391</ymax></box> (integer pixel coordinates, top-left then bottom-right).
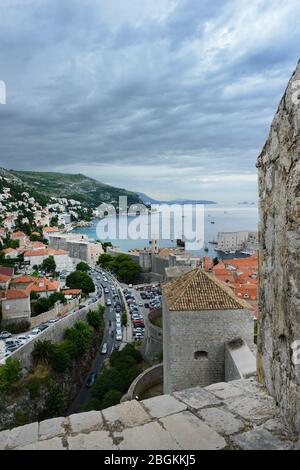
<box><xmin>0</xmin><ymin>378</ymin><xmax>299</xmax><ymax>450</ymax></box>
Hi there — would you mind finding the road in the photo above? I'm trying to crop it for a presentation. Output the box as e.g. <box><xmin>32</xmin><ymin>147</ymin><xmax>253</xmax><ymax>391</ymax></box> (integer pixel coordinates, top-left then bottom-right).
<box><xmin>67</xmin><ymin>269</ymin><xmax>126</xmax><ymax>415</ymax></box>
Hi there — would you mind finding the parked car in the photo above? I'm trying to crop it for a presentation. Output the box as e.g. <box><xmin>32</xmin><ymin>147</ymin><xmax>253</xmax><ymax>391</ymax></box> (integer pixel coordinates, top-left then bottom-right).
<box><xmin>28</xmin><ymin>328</ymin><xmax>41</xmax><ymax>338</ymax></box>
<box><xmin>101</xmin><ymin>343</ymin><xmax>108</xmax><ymax>355</ymax></box>
<box><xmin>0</xmin><ymin>331</ymin><xmax>12</xmax><ymax>340</ymax></box>
<box><xmin>144</xmin><ymin>303</ymin><xmax>150</xmax><ymax>308</ymax></box>
<box><xmin>116</xmin><ymin>329</ymin><xmax>122</xmax><ymax>341</ymax></box>
<box><xmin>39</xmin><ymin>323</ymin><xmax>49</xmax><ymax>331</ymax></box>
<box><xmin>86</xmin><ymin>372</ymin><xmax>97</xmax><ymax>388</ymax></box>
<box><xmin>16</xmin><ymin>335</ymin><xmax>29</xmax><ymax>345</ymax></box>
<box><xmin>106</xmin><ymin>299</ymin><xmax>112</xmax><ymax>306</ymax></box>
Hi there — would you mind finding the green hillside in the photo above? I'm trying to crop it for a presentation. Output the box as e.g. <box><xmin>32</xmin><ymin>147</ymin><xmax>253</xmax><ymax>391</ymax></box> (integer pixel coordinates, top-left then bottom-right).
<box><xmin>0</xmin><ymin>168</ymin><xmax>142</xmax><ymax>207</ymax></box>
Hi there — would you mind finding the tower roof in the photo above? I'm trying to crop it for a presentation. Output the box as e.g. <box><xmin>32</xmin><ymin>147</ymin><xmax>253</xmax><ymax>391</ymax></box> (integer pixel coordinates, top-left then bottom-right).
<box><xmin>163</xmin><ymin>268</ymin><xmax>249</xmax><ymax>311</ymax></box>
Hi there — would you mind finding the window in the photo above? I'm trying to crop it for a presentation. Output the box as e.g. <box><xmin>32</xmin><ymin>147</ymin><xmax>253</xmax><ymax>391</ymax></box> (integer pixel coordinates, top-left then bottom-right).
<box><xmin>194</xmin><ymin>350</ymin><xmax>208</xmax><ymax>360</ymax></box>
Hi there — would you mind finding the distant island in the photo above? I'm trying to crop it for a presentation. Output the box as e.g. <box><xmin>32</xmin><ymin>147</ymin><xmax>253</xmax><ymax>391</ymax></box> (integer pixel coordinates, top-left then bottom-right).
<box><xmin>238</xmin><ymin>202</ymin><xmax>257</xmax><ymax>205</ymax></box>
<box><xmin>138</xmin><ymin>192</ymin><xmax>217</xmax><ymax>205</ymax></box>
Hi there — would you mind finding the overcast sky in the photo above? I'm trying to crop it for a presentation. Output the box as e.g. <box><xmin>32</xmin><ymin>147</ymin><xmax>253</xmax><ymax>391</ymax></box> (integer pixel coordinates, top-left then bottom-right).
<box><xmin>0</xmin><ymin>0</ymin><xmax>299</xmax><ymax>202</ymax></box>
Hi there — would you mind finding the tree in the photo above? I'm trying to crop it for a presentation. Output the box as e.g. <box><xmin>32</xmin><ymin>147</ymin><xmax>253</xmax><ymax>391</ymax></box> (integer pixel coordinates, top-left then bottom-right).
<box><xmin>97</xmin><ymin>253</ymin><xmax>114</xmax><ymax>269</ymax></box>
<box><xmin>100</xmin><ymin>389</ymin><xmax>123</xmax><ymax>410</ymax></box>
<box><xmin>32</xmin><ymin>340</ymin><xmax>55</xmax><ymax>365</ymax></box>
<box><xmin>87</xmin><ymin>306</ymin><xmax>104</xmax><ymax>331</ymax></box>
<box><xmin>121</xmin><ymin>312</ymin><xmax>127</xmax><ymax>327</ymax></box>
<box><xmin>64</xmin><ymin>320</ymin><xmax>92</xmax><ymax>357</ymax></box>
<box><xmin>76</xmin><ymin>261</ymin><xmax>90</xmax><ymax>272</ymax></box>
<box><xmin>42</xmin><ymin>255</ymin><xmax>56</xmax><ymax>273</ymax></box>
<box><xmin>32</xmin><ymin>297</ymin><xmax>51</xmax><ymax>315</ymax></box>
<box><xmin>48</xmin><ymin>291</ymin><xmax>66</xmax><ymax>306</ymax></box>
<box><xmin>66</xmin><ymin>271</ymin><xmax>95</xmax><ymax>294</ymax></box>
<box><xmin>0</xmin><ymin>358</ymin><xmax>22</xmax><ymax>392</ymax></box>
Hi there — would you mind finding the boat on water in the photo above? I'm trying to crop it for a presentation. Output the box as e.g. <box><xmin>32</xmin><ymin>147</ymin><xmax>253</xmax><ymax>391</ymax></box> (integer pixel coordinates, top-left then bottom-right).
<box><xmin>204</xmin><ymin>245</ymin><xmax>209</xmax><ymax>252</ymax></box>
<box><xmin>210</xmin><ymin>221</ymin><xmax>215</xmax><ymax>224</ymax></box>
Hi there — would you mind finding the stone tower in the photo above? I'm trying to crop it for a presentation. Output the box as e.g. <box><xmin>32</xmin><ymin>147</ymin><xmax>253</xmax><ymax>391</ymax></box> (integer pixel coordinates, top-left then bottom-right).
<box><xmin>257</xmin><ymin>60</ymin><xmax>300</xmax><ymax>435</ymax></box>
<box><xmin>162</xmin><ymin>269</ymin><xmax>254</xmax><ymax>393</ymax></box>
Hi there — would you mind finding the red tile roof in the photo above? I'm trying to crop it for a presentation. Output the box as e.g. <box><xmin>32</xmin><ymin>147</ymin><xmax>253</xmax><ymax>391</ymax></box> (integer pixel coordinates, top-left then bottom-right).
<box><xmin>4</xmin><ymin>289</ymin><xmax>29</xmax><ymax>299</ymax></box>
<box><xmin>0</xmin><ymin>273</ymin><xmax>10</xmax><ymax>282</ymax></box>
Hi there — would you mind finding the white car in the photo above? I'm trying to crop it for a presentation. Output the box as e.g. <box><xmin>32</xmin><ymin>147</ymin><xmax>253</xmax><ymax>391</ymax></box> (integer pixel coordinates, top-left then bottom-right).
<box><xmin>138</xmin><ymin>302</ymin><xmax>143</xmax><ymax>307</ymax></box>
<box><xmin>106</xmin><ymin>299</ymin><xmax>112</xmax><ymax>306</ymax></box>
<box><xmin>28</xmin><ymin>329</ymin><xmax>41</xmax><ymax>338</ymax></box>
<box><xmin>116</xmin><ymin>321</ymin><xmax>122</xmax><ymax>329</ymax></box>
<box><xmin>17</xmin><ymin>335</ymin><xmax>29</xmax><ymax>345</ymax></box>
<box><xmin>116</xmin><ymin>329</ymin><xmax>122</xmax><ymax>341</ymax></box>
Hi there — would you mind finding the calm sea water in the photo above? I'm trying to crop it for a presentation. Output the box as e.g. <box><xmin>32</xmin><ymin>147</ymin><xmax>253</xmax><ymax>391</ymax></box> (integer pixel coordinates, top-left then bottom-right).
<box><xmin>73</xmin><ymin>204</ymin><xmax>259</xmax><ymax>259</ymax></box>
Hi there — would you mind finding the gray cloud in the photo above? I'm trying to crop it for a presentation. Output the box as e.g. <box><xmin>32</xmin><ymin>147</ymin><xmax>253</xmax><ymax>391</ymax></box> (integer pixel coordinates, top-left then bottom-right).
<box><xmin>0</xmin><ymin>0</ymin><xmax>299</xmax><ymax>202</ymax></box>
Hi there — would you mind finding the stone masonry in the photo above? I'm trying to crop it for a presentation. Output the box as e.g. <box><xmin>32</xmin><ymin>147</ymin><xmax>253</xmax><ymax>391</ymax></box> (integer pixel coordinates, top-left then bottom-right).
<box><xmin>0</xmin><ymin>379</ymin><xmax>298</xmax><ymax>450</ymax></box>
<box><xmin>257</xmin><ymin>59</ymin><xmax>300</xmax><ymax>435</ymax></box>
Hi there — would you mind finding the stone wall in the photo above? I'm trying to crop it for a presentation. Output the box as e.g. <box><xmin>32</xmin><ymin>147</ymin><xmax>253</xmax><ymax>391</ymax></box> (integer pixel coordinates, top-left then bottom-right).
<box><xmin>122</xmin><ymin>363</ymin><xmax>163</xmax><ymax>401</ymax></box>
<box><xmin>30</xmin><ymin>299</ymin><xmax>79</xmax><ymax>328</ymax></box>
<box><xmin>141</xmin><ymin>310</ymin><xmax>163</xmax><ymax>364</ymax></box>
<box><xmin>10</xmin><ymin>299</ymin><xmax>101</xmax><ymax>371</ymax></box>
<box><xmin>225</xmin><ymin>339</ymin><xmax>256</xmax><ymax>382</ymax></box>
<box><xmin>163</xmin><ymin>297</ymin><xmax>254</xmax><ymax>394</ymax></box>
<box><xmin>257</xmin><ymin>59</ymin><xmax>300</xmax><ymax>435</ymax></box>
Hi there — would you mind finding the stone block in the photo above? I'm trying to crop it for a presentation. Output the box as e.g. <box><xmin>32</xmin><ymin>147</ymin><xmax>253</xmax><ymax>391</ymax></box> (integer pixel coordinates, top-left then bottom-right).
<box><xmin>68</xmin><ymin>430</ymin><xmax>116</xmax><ymax>450</ymax></box>
<box><xmin>142</xmin><ymin>394</ymin><xmax>186</xmax><ymax>419</ymax></box>
<box><xmin>205</xmin><ymin>382</ymin><xmax>244</xmax><ymax>400</ymax></box>
<box><xmin>102</xmin><ymin>400</ymin><xmax>151</xmax><ymax>429</ymax></box>
<box><xmin>7</xmin><ymin>422</ymin><xmax>38</xmax><ymax>449</ymax></box>
<box><xmin>198</xmin><ymin>406</ymin><xmax>245</xmax><ymax>435</ymax></box>
<box><xmin>174</xmin><ymin>386</ymin><xmax>221</xmax><ymax>409</ymax></box>
<box><xmin>160</xmin><ymin>411</ymin><xmax>227</xmax><ymax>450</ymax></box>
<box><xmin>39</xmin><ymin>417</ymin><xmax>66</xmax><ymax>441</ymax></box>
<box><xmin>16</xmin><ymin>437</ymin><xmax>65</xmax><ymax>450</ymax></box>
<box><xmin>226</xmin><ymin>395</ymin><xmax>277</xmax><ymax>423</ymax></box>
<box><xmin>232</xmin><ymin>428</ymin><xmax>293</xmax><ymax>450</ymax></box>
<box><xmin>0</xmin><ymin>430</ymin><xmax>10</xmax><ymax>450</ymax></box>
<box><xmin>69</xmin><ymin>411</ymin><xmax>103</xmax><ymax>434</ymax></box>
<box><xmin>118</xmin><ymin>421</ymin><xmax>180</xmax><ymax>450</ymax></box>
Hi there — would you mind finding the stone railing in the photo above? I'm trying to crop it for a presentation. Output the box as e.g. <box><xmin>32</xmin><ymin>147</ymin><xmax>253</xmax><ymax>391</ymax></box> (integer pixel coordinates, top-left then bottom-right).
<box><xmin>0</xmin><ymin>379</ymin><xmax>295</xmax><ymax>450</ymax></box>
<box><xmin>122</xmin><ymin>363</ymin><xmax>163</xmax><ymax>402</ymax></box>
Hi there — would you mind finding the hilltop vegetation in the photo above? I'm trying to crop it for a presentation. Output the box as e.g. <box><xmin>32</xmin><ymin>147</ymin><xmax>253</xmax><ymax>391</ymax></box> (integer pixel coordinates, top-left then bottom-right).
<box><xmin>0</xmin><ymin>167</ymin><xmax>142</xmax><ymax>208</ymax></box>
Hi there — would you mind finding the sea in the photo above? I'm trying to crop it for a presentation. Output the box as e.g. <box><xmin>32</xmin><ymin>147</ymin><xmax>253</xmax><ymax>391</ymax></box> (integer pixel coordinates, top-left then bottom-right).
<box><xmin>73</xmin><ymin>204</ymin><xmax>259</xmax><ymax>259</ymax></box>
<box><xmin>73</xmin><ymin>203</ymin><xmax>259</xmax><ymax>259</ymax></box>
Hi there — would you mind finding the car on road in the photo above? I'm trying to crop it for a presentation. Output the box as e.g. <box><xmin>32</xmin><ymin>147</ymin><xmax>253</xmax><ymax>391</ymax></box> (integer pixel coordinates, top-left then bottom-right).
<box><xmin>39</xmin><ymin>323</ymin><xmax>49</xmax><ymax>331</ymax></box>
<box><xmin>116</xmin><ymin>321</ymin><xmax>122</xmax><ymax>329</ymax></box>
<box><xmin>47</xmin><ymin>318</ymin><xmax>60</xmax><ymax>324</ymax></box>
<box><xmin>0</xmin><ymin>331</ymin><xmax>12</xmax><ymax>340</ymax></box>
<box><xmin>101</xmin><ymin>343</ymin><xmax>108</xmax><ymax>355</ymax></box>
<box><xmin>16</xmin><ymin>335</ymin><xmax>29</xmax><ymax>345</ymax></box>
<box><xmin>28</xmin><ymin>328</ymin><xmax>41</xmax><ymax>338</ymax></box>
<box><xmin>144</xmin><ymin>303</ymin><xmax>150</xmax><ymax>308</ymax></box>
<box><xmin>114</xmin><ymin>343</ymin><xmax>120</xmax><ymax>350</ymax></box>
<box><xmin>86</xmin><ymin>372</ymin><xmax>98</xmax><ymax>388</ymax></box>
<box><xmin>138</xmin><ymin>302</ymin><xmax>143</xmax><ymax>307</ymax></box>
<box><xmin>96</xmin><ymin>276</ymin><xmax>101</xmax><ymax>280</ymax></box>
<box><xmin>116</xmin><ymin>330</ymin><xmax>122</xmax><ymax>341</ymax></box>
<box><xmin>106</xmin><ymin>299</ymin><xmax>112</xmax><ymax>306</ymax></box>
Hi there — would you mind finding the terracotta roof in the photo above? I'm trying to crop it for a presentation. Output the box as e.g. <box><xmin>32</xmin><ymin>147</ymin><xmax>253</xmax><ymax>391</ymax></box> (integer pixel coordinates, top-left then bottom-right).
<box><xmin>43</xmin><ymin>227</ymin><xmax>61</xmax><ymax>233</ymax></box>
<box><xmin>163</xmin><ymin>268</ymin><xmax>249</xmax><ymax>311</ymax></box>
<box><xmin>11</xmin><ymin>275</ymin><xmax>37</xmax><ymax>284</ymax></box>
<box><xmin>24</xmin><ymin>248</ymin><xmax>67</xmax><ymax>257</ymax></box>
<box><xmin>12</xmin><ymin>231</ymin><xmax>26</xmax><ymax>238</ymax></box>
<box><xmin>0</xmin><ymin>273</ymin><xmax>10</xmax><ymax>282</ymax></box>
<box><xmin>4</xmin><ymin>289</ymin><xmax>29</xmax><ymax>299</ymax></box>
<box><xmin>28</xmin><ymin>277</ymin><xmax>59</xmax><ymax>292</ymax></box>
<box><xmin>0</xmin><ymin>267</ymin><xmax>14</xmax><ymax>277</ymax></box>
<box><xmin>62</xmin><ymin>289</ymin><xmax>82</xmax><ymax>295</ymax></box>
<box><xmin>2</xmin><ymin>248</ymin><xmax>16</xmax><ymax>254</ymax></box>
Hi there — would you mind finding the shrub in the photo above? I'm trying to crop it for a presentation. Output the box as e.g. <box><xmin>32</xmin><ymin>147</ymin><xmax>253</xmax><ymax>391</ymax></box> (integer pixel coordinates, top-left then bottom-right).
<box><xmin>33</xmin><ymin>297</ymin><xmax>51</xmax><ymax>315</ymax></box>
<box><xmin>121</xmin><ymin>343</ymin><xmax>142</xmax><ymax>363</ymax></box>
<box><xmin>32</xmin><ymin>340</ymin><xmax>55</xmax><ymax>365</ymax></box>
<box><xmin>4</xmin><ymin>320</ymin><xmax>31</xmax><ymax>334</ymax></box>
<box><xmin>43</xmin><ymin>384</ymin><xmax>65</xmax><ymax>419</ymax></box>
<box><xmin>80</xmin><ymin>398</ymin><xmax>102</xmax><ymax>412</ymax></box>
<box><xmin>50</xmin><ymin>344</ymin><xmax>72</xmax><ymax>373</ymax></box>
<box><xmin>27</xmin><ymin>377</ymin><xmax>41</xmax><ymax>398</ymax></box>
<box><xmin>100</xmin><ymin>389</ymin><xmax>123</xmax><ymax>410</ymax></box>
